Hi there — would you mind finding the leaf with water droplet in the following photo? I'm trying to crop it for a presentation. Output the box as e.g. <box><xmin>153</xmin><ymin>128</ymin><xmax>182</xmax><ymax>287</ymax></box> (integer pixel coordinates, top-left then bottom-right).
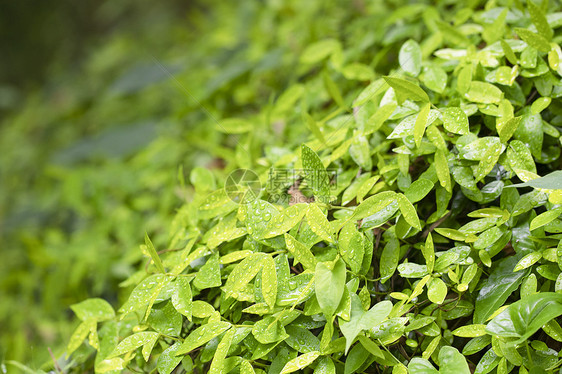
<box><xmin>261</xmin><ymin>255</ymin><xmax>277</xmax><ymax>309</ymax></box>
<box><xmin>399</xmin><ymin>39</ymin><xmax>422</xmax><ymax>76</ymax></box>
<box><xmin>421</xmin><ymin>65</ymin><xmax>447</xmax><ymax>94</ymax></box>
<box><xmin>397</xmin><ymin>193</ymin><xmax>421</xmax><ymax>230</ymax></box>
<box><xmin>70</xmin><ymin>298</ymin><xmax>115</xmax><ymax>322</ymax></box>
<box><xmin>285</xmin><ymin>326</ymin><xmax>320</xmax><ymax>353</ymax></box>
<box><xmin>119</xmin><ymin>274</ymin><xmax>170</xmax><ymax>320</ymax></box>
<box><xmin>464</xmin><ymin>81</ymin><xmax>503</xmax><ymax>104</ymax></box>
<box><xmin>514</xmin><ymin>28</ymin><xmax>551</xmax><ymax>53</ymax></box>
<box><xmin>513</xmin><ymin>251</ymin><xmax>542</xmax><ymax>272</ymax></box>
<box><xmin>109</xmin><ymin>331</ymin><xmax>159</xmax><ymax>358</ymax></box>
<box><xmin>434</xmin><ymin>149</ymin><xmax>451</xmax><ymax>193</ymax></box>
<box><xmin>284</xmin><ymin>233</ymin><xmax>317</xmax><ymax>270</ymax></box>
<box><xmin>306</xmin><ymin>204</ymin><xmax>334</xmax><ymax>243</ymax></box>
<box><xmin>414</xmin><ymin>102</ymin><xmax>431</xmax><ymax>147</ymax></box>
<box><xmin>147</xmin><ymin>301</ymin><xmax>182</xmax><ymax>337</ymax></box>
<box><xmin>380</xmin><ymin>232</ymin><xmax>400</xmax><ymax>283</ymax></box>
<box><xmin>264</xmin><ymin>204</ymin><xmax>307</xmax><ymax>238</ymax></box>
<box><xmin>530</xmin><ymin>206</ymin><xmax>562</xmax><ymax>231</ymax></box>
<box><xmin>383</xmin><ymin>77</ymin><xmax>429</xmax><ymax>104</ymax></box>
<box><xmin>224</xmin><ymin>253</ymin><xmax>266</xmax><ymax>298</ymax></box>
<box><xmin>157</xmin><ymin>343</ymin><xmax>183</xmax><ymax>374</ymax></box>
<box><xmin>438</xmin><ymin>346</ymin><xmax>470</xmax><ymax>374</ymax></box>
<box><xmin>280</xmin><ymin>351</ymin><xmax>320</xmax><ymax>374</ymax></box>
<box><xmin>315</xmin><ymin>259</ymin><xmax>346</xmax><ymax>317</ymax></box>
<box><xmin>339</xmin><ymin>294</ymin><xmax>392</xmax><ymax>353</ymax></box>
<box><xmin>301</xmin><ymin>144</ymin><xmax>331</xmax><ymax>199</ymax></box>
<box><xmin>427</xmin><ymin>277</ymin><xmax>447</xmax><ymax>304</ymax></box>
<box><xmin>208</xmin><ymin>328</ymin><xmax>235</xmax><ymax>374</ymax></box>
<box><xmin>252</xmin><ymin>316</ymin><xmax>288</xmax><ymax>344</ymax></box>
<box><xmin>441</xmin><ymin>107</ymin><xmax>469</xmax><ymax>135</ymax></box>
<box><xmin>175</xmin><ymin>321</ymin><xmax>231</xmax><ymax>355</ymax></box>
<box><xmin>422</xmin><ymin>233</ymin><xmax>435</xmax><ymax>274</ymax></box>
<box><xmin>352</xmin><ymin>191</ymin><xmax>397</xmax><ymax>221</ymax></box>
<box><xmin>338</xmin><ymin>222</ymin><xmax>364</xmax><ymax>273</ymax></box>
<box><xmin>67</xmin><ymin>319</ymin><xmax>96</xmax><ymax>358</ymax></box>
<box><xmin>171</xmin><ymin>276</ymin><xmax>192</xmax><ymax>320</ymax></box>
<box><xmin>193</xmin><ymin>252</ymin><xmax>222</xmax><ymax>290</ymax></box>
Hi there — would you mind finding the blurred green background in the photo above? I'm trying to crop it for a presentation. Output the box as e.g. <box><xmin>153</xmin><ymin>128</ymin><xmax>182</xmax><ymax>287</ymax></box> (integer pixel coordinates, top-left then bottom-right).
<box><xmin>0</xmin><ymin>0</ymin><xmax>442</xmax><ymax>370</ymax></box>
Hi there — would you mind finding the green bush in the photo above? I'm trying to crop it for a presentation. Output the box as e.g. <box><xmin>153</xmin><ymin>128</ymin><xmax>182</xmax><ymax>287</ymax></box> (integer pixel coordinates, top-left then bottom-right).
<box><xmin>8</xmin><ymin>0</ymin><xmax>562</xmax><ymax>373</ymax></box>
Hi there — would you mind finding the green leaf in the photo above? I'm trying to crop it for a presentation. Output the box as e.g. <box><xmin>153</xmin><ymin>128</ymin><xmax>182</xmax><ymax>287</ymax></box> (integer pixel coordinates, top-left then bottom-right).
<box><xmin>486</xmin><ymin>292</ymin><xmax>562</xmax><ymax>345</ymax></box>
<box><xmin>513</xmin><ymin>251</ymin><xmax>542</xmax><ymax>272</ymax></box>
<box><xmin>383</xmin><ymin>76</ymin><xmax>429</xmax><ymax>104</ymax></box>
<box><xmin>404</xmin><ymin>179</ymin><xmax>434</xmax><ymax>203</ymax></box>
<box><xmin>441</xmin><ymin>107</ymin><xmax>469</xmax><ymax>135</ymax></box>
<box><xmin>421</xmin><ymin>65</ymin><xmax>447</xmax><ymax>94</ymax></box>
<box><xmin>301</xmin><ymin>144</ymin><xmax>331</xmax><ymax>199</ymax></box>
<box><xmin>513</xmin><ymin>113</ymin><xmax>543</xmax><ymax>159</ymax></box>
<box><xmin>380</xmin><ymin>233</ymin><xmax>400</xmax><ymax>282</ymax></box>
<box><xmin>209</xmin><ymin>329</ymin><xmax>235</xmax><ymax>374</ymax></box>
<box><xmin>193</xmin><ymin>252</ymin><xmax>221</xmax><ymax>290</ymax></box>
<box><xmin>438</xmin><ymin>346</ymin><xmax>470</xmax><ymax>374</ymax></box>
<box><xmin>422</xmin><ymin>233</ymin><xmax>435</xmax><ymax>274</ymax></box>
<box><xmin>352</xmin><ymin>191</ymin><xmax>397</xmax><ymax>221</ymax></box>
<box><xmin>157</xmin><ymin>343</ymin><xmax>183</xmax><ymax>374</ymax></box>
<box><xmin>252</xmin><ymin>316</ymin><xmax>288</xmax><ymax>344</ymax></box>
<box><xmin>280</xmin><ymin>351</ymin><xmax>320</xmax><ymax>374</ymax></box>
<box><xmin>313</xmin><ymin>356</ymin><xmax>336</xmax><ymax>374</ymax></box>
<box><xmin>148</xmin><ymin>302</ymin><xmax>182</xmax><ymax>336</ymax></box>
<box><xmin>223</xmin><ymin>253</ymin><xmax>265</xmax><ymax>298</ymax></box>
<box><xmin>528</xmin><ymin>1</ymin><xmax>553</xmax><ymax>41</ymax></box>
<box><xmin>171</xmin><ymin>276</ymin><xmax>192</xmax><ymax>320</ymax></box>
<box><xmin>315</xmin><ymin>259</ymin><xmax>347</xmax><ymax>317</ymax></box>
<box><xmin>264</xmin><ymin>204</ymin><xmax>307</xmax><ymax>238</ymax></box>
<box><xmin>144</xmin><ymin>233</ymin><xmax>166</xmax><ymax>273</ymax></box>
<box><xmin>67</xmin><ymin>320</ymin><xmax>96</xmax><ymax>358</ymax></box>
<box><xmin>349</xmin><ymin>136</ymin><xmax>372</xmax><ymax>169</ymax></box>
<box><xmin>464</xmin><ymin>81</ymin><xmax>503</xmax><ymax>104</ymax></box>
<box><xmin>344</xmin><ymin>344</ymin><xmax>369</xmax><ymax>374</ymax></box>
<box><xmin>397</xmin><ymin>193</ymin><xmax>421</xmax><ymax>230</ymax></box>
<box><xmin>175</xmin><ymin>321</ymin><xmax>232</xmax><ymax>355</ymax></box>
<box><xmin>514</xmin><ymin>28</ymin><xmax>551</xmax><ymax>53</ymax></box>
<box><xmin>497</xmin><ymin>116</ymin><xmax>521</xmax><ymax>143</ymax></box>
<box><xmin>338</xmin><ymin>222</ymin><xmax>364</xmax><ymax>273</ymax></box>
<box><xmin>530</xmin><ymin>207</ymin><xmax>562</xmax><ymax>230</ymax></box>
<box><xmin>339</xmin><ymin>294</ymin><xmax>392</xmax><ymax>353</ymax></box>
<box><xmin>408</xmin><ymin>357</ymin><xmax>438</xmax><ymax>374</ymax></box>
<box><xmin>414</xmin><ymin>102</ymin><xmax>431</xmax><ymax>147</ymax></box>
<box><xmin>70</xmin><ymin>298</ymin><xmax>115</xmax><ymax>322</ymax></box>
<box><xmin>500</xmin><ymin>40</ymin><xmax>518</xmax><ymax>65</ymax></box>
<box><xmin>427</xmin><ymin>277</ymin><xmax>447</xmax><ymax>304</ymax></box>
<box><xmin>306</xmin><ymin>204</ymin><xmax>334</xmax><ymax>243</ymax></box>
<box><xmin>452</xmin><ymin>324</ymin><xmax>487</xmax><ymax>338</ymax></box>
<box><xmin>507</xmin><ymin>170</ymin><xmax>562</xmax><ymax>190</ymax></box>
<box><xmin>119</xmin><ymin>274</ymin><xmax>170</xmax><ymax>319</ymax></box>
<box><xmin>399</xmin><ymin>39</ymin><xmax>422</xmax><ymax>76</ymax></box>
<box><xmin>434</xmin><ymin>149</ymin><xmax>452</xmax><ymax>193</ymax></box>
<box><xmin>284</xmin><ymin>233</ymin><xmax>317</xmax><ymax>270</ymax></box>
<box><xmin>261</xmin><ymin>255</ymin><xmax>278</xmax><ymax>309</ymax></box>
<box><xmin>109</xmin><ymin>332</ymin><xmax>159</xmax><ymax>358</ymax></box>
<box><xmin>285</xmin><ymin>326</ymin><xmax>320</xmax><ymax>353</ymax></box>
<box><xmin>474</xmin><ymin>256</ymin><xmax>526</xmax><ymax>323</ymax></box>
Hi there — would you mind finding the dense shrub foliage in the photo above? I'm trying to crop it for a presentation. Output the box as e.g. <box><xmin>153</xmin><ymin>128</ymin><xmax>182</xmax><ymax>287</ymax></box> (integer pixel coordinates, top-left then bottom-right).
<box><xmin>5</xmin><ymin>0</ymin><xmax>562</xmax><ymax>373</ymax></box>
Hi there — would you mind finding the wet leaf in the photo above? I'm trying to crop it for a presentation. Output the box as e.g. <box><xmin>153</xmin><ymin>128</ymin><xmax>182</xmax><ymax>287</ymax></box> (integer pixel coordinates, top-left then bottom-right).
<box><xmin>383</xmin><ymin>76</ymin><xmax>429</xmax><ymax>104</ymax></box>
<box><xmin>399</xmin><ymin>39</ymin><xmax>422</xmax><ymax>76</ymax></box>
<box><xmin>315</xmin><ymin>259</ymin><xmax>347</xmax><ymax>317</ymax></box>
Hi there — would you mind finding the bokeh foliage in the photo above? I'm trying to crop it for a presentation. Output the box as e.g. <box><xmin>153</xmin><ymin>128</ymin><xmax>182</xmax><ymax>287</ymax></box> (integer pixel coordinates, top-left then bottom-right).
<box><xmin>4</xmin><ymin>0</ymin><xmax>562</xmax><ymax>373</ymax></box>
